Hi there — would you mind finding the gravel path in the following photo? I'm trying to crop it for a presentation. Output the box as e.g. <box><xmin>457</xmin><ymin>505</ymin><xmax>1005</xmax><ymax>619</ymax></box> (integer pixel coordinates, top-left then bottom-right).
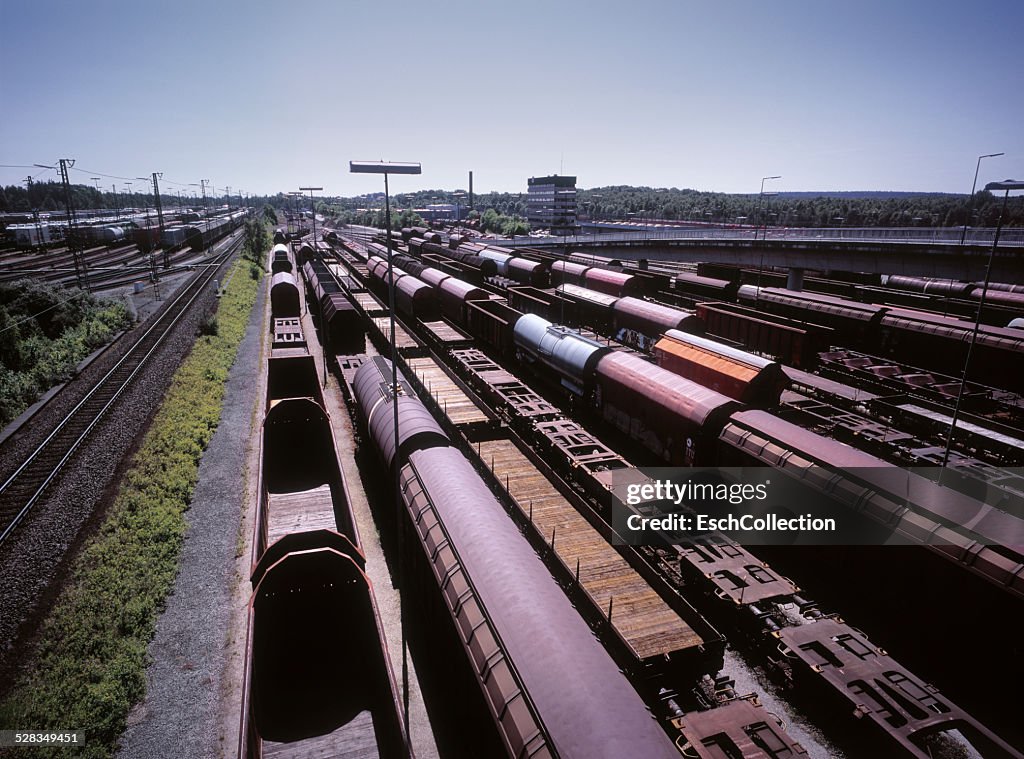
<box><xmin>116</xmin><ymin>278</ymin><xmax>265</xmax><ymax>759</ymax></box>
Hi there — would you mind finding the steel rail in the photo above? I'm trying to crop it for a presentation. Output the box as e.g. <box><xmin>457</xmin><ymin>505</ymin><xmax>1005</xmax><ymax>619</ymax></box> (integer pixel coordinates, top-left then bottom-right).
<box><xmin>0</xmin><ymin>231</ymin><xmax>244</xmax><ymax>545</ymax></box>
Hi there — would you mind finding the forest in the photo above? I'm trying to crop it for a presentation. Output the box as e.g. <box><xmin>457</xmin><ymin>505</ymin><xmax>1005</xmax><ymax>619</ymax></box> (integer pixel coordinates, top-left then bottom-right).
<box><xmin>3</xmin><ymin>182</ymin><xmax>1022</xmax><ymax>230</ymax></box>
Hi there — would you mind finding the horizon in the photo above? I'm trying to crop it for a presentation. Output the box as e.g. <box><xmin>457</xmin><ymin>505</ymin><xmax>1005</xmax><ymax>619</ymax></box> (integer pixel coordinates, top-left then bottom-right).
<box><xmin>2</xmin><ymin>0</ymin><xmax>1022</xmax><ymax>198</ymax></box>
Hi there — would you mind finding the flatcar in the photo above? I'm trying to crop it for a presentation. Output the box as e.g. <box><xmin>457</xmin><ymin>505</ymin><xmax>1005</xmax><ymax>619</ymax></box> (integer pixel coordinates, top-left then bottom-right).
<box><xmin>350</xmin><ymin>357</ymin><xmax>682</xmax><ymax>759</ymax></box>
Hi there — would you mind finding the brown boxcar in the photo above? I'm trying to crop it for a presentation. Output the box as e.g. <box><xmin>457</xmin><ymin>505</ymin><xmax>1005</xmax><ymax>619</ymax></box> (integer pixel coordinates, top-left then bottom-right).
<box><xmin>696</xmin><ymin>301</ymin><xmax>833</xmax><ymax>369</ymax></box>
<box><xmin>463</xmin><ymin>298</ymin><xmax>523</xmax><ymax>354</ymax></box>
<box><xmin>270</xmin><ymin>272</ymin><xmax>300</xmax><ymax>319</ymax></box>
<box><xmin>612</xmin><ymin>297</ymin><xmax>702</xmax><ymax>349</ymax></box>
<box><xmin>594</xmin><ymin>351</ymin><xmax>740</xmax><ymax>465</ymax></box>
<box><xmin>653</xmin><ymin>330</ymin><xmax>788</xmax><ymax>407</ymax></box>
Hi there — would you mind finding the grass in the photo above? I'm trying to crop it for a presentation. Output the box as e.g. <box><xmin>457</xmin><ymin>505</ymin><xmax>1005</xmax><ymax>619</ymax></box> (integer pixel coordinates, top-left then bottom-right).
<box><xmin>0</xmin><ymin>281</ymin><xmax>133</xmax><ymax>428</ymax></box>
<box><xmin>0</xmin><ymin>259</ymin><xmax>261</xmax><ymax>758</ymax></box>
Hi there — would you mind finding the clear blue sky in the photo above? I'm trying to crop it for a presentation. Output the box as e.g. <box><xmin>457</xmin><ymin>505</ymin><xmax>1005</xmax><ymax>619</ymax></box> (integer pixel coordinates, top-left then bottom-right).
<box><xmin>2</xmin><ymin>0</ymin><xmax>1022</xmax><ymax>199</ymax></box>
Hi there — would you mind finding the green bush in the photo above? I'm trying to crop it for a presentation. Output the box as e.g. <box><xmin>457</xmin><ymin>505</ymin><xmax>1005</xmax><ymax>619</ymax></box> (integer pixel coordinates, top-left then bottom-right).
<box><xmin>0</xmin><ymin>281</ymin><xmax>132</xmax><ymax>428</ymax></box>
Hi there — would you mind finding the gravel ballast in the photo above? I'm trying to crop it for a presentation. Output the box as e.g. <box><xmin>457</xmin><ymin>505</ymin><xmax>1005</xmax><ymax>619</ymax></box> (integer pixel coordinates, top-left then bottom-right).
<box><xmin>0</xmin><ymin>271</ymin><xmax>223</xmax><ymax>685</ymax></box>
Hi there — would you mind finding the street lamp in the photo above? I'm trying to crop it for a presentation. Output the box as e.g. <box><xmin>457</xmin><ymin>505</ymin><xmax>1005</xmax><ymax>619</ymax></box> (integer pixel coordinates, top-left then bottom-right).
<box><xmin>349</xmin><ymin>159</ymin><xmax>420</xmax><ymax>743</ymax></box>
<box><xmin>941</xmin><ymin>179</ymin><xmax>1024</xmax><ymax>470</ymax></box>
<box><xmin>299</xmin><ymin>187</ymin><xmax>323</xmax><ymax>248</ymax></box>
<box><xmin>452</xmin><ymin>190</ymin><xmax>466</xmax><ymax>230</ymax></box>
<box><xmin>755</xmin><ymin>175</ymin><xmax>781</xmax><ymax>239</ymax></box>
<box><xmin>288</xmin><ymin>191</ymin><xmax>302</xmax><ymax>236</ymax></box>
<box><xmin>960</xmin><ymin>152</ymin><xmax>1004</xmax><ymax>244</ymax></box>
<box><xmin>754</xmin><ymin>175</ymin><xmax>781</xmax><ymax>306</ymax></box>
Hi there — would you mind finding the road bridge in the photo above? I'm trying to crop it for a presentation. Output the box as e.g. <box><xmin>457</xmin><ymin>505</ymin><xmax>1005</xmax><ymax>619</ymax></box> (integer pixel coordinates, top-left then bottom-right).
<box><xmin>500</xmin><ymin>232</ymin><xmax>1024</xmax><ymax>284</ymax></box>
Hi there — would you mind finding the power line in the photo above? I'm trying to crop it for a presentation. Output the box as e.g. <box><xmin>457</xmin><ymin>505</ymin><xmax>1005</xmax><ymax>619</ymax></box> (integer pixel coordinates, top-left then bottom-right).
<box><xmin>0</xmin><ymin>289</ymin><xmax>90</xmax><ymax>335</ymax></box>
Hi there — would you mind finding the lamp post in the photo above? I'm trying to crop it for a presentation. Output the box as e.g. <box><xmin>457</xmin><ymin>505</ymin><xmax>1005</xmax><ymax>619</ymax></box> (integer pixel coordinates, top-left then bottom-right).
<box><xmin>960</xmin><ymin>152</ymin><xmax>1004</xmax><ymax>245</ymax></box>
<box><xmin>349</xmin><ymin>160</ymin><xmax>420</xmax><ymax>746</ymax></box>
<box><xmin>940</xmin><ymin>179</ymin><xmax>1023</xmax><ymax>471</ymax></box>
<box><xmin>299</xmin><ymin>186</ymin><xmax>323</xmax><ymax>247</ymax></box>
<box><xmin>754</xmin><ymin>175</ymin><xmax>781</xmax><ymax>306</ymax></box>
<box><xmin>287</xmin><ymin>192</ymin><xmax>302</xmax><ymax>236</ymax></box>
<box><xmin>452</xmin><ymin>190</ymin><xmax>467</xmax><ymax>232</ymax></box>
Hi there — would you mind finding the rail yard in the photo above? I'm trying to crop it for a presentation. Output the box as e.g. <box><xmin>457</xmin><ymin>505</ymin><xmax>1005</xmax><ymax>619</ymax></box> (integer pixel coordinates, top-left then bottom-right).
<box><xmin>232</xmin><ymin>221</ymin><xmax>1023</xmax><ymax>758</ymax></box>
<box><xmin>1</xmin><ymin>214</ymin><xmax>1022</xmax><ymax>759</ymax></box>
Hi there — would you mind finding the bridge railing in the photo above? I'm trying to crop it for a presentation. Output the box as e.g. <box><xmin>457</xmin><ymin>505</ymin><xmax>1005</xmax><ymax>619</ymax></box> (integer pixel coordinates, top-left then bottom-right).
<box><xmin>504</xmin><ymin>225</ymin><xmax>1024</xmax><ymax>247</ymax></box>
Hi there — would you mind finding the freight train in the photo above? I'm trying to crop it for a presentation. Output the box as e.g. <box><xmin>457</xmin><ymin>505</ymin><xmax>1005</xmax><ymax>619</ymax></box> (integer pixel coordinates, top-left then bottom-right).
<box><xmin>395</xmin><ymin>234</ymin><xmax>1024</xmax><ymax>389</ymax></box>
<box><xmin>349</xmin><ymin>355</ymin><xmax>701</xmax><ymax>758</ymax></box>
<box><xmin>238</xmin><ymin>255</ymin><xmax>407</xmax><ymax>758</ymax></box>
<box><xmin>336</xmin><ymin>247</ymin><xmax>1024</xmax><ymax>597</ymax></box>
<box><xmin>319</xmin><ymin>234</ymin><xmax>1024</xmax><ymax>759</ymax></box>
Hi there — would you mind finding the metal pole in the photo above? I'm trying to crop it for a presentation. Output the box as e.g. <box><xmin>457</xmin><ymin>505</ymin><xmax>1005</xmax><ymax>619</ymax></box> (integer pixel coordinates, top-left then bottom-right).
<box><xmin>941</xmin><ymin>187</ymin><xmax>1011</xmax><ymax>469</ymax></box>
<box><xmin>383</xmin><ymin>172</ymin><xmax>409</xmax><ymax>742</ymax></box>
<box><xmin>960</xmin><ymin>153</ymin><xmax>1003</xmax><ymax>245</ymax></box>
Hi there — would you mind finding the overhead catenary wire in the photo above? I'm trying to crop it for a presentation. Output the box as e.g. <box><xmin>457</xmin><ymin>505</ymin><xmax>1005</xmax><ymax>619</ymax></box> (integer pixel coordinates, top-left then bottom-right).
<box><xmin>0</xmin><ymin>289</ymin><xmax>91</xmax><ymax>335</ymax></box>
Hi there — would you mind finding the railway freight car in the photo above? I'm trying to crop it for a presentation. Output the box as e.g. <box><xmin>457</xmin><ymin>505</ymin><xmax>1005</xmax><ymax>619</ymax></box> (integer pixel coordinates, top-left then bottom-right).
<box><xmin>876</xmin><ymin>308</ymin><xmax>1024</xmax><ymax>390</ymax></box>
<box><xmin>240</xmin><ymin>309</ymin><xmax>407</xmax><ymax>759</ymax></box>
<box><xmin>612</xmin><ymin>296</ymin><xmax>703</xmax><ymax>350</ymax></box>
<box><xmin>350</xmin><ymin>357</ymin><xmax>681</xmax><ymax>759</ymax></box>
<box><xmin>366</xmin><ymin>256</ymin><xmax>440</xmax><ymax>322</ymax></box>
<box><xmin>594</xmin><ymin>350</ymin><xmax>741</xmax><ymax>465</ymax></box>
<box><xmin>513</xmin><ymin>313</ymin><xmax>611</xmax><ymax>396</ymax></box>
<box><xmin>270</xmin><ymin>244</ymin><xmax>292</xmax><ymax>274</ymax></box>
<box><xmin>695</xmin><ymin>302</ymin><xmax>833</xmax><ymax>369</ymax></box>
<box><xmin>269</xmin><ymin>272</ymin><xmax>300</xmax><ymax>320</ymax></box>
<box><xmin>413</xmin><ymin>239</ymin><xmax>500</xmax><ymax>277</ymax></box>
<box><xmin>184</xmin><ymin>210</ymin><xmax>247</xmax><ymax>251</ymax></box>
<box><xmin>299</xmin><ymin>256</ymin><xmax>365</xmax><ymax>356</ymax></box>
<box><xmin>653</xmin><ymin>330</ymin><xmax>789</xmax><ymax>406</ymax></box>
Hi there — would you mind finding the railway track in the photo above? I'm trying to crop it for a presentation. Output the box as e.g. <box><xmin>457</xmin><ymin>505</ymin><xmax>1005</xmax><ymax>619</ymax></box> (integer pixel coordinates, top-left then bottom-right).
<box><xmin>0</xmin><ymin>231</ymin><xmax>243</xmax><ymax>546</ymax></box>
